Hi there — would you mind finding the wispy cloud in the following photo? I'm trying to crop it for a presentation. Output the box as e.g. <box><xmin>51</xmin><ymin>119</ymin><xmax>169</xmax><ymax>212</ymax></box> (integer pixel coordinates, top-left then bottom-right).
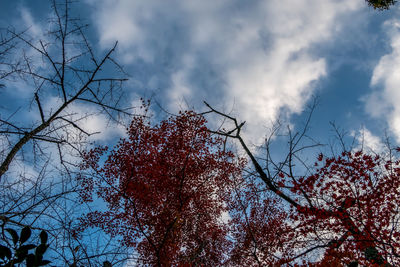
<box><xmin>41</xmin><ymin>96</ymin><xmax>127</xmax><ymax>142</ymax></box>
<box><xmin>351</xmin><ymin>127</ymin><xmax>385</xmax><ymax>153</ymax></box>
<box><xmin>19</xmin><ymin>7</ymin><xmax>43</xmax><ymax>38</ymax></box>
<box><xmin>365</xmin><ymin>19</ymin><xmax>400</xmax><ymax>142</ymax></box>
<box><xmin>88</xmin><ymin>0</ymin><xmax>362</xmax><ymax>141</ymax></box>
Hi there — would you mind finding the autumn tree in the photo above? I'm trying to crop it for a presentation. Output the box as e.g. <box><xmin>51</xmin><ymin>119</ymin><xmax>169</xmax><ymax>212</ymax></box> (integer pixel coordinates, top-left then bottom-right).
<box><xmin>206</xmin><ymin>102</ymin><xmax>400</xmax><ymax>265</ymax></box>
<box><xmin>285</xmin><ymin>151</ymin><xmax>400</xmax><ymax>265</ymax></box>
<box><xmin>227</xmin><ymin>176</ymin><xmax>295</xmax><ymax>266</ymax></box>
<box><xmin>78</xmin><ymin>108</ymin><xmax>245</xmax><ymax>266</ymax></box>
<box><xmin>1</xmin><ymin>0</ymin><xmax>395</xmax><ymax>265</ymax></box>
<box><xmin>78</xmin><ymin>100</ymin><xmax>400</xmax><ymax>266</ymax></box>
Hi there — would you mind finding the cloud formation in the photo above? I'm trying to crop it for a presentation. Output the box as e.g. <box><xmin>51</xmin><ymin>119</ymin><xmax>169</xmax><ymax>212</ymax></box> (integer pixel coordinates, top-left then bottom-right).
<box><xmin>88</xmin><ymin>0</ymin><xmax>361</xmax><ymax>140</ymax></box>
<box><xmin>366</xmin><ymin>19</ymin><xmax>400</xmax><ymax>142</ymax></box>
<box><xmin>351</xmin><ymin>127</ymin><xmax>385</xmax><ymax>153</ymax></box>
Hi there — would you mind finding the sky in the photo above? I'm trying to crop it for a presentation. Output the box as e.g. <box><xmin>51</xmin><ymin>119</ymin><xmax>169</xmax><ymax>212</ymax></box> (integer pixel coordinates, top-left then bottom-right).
<box><xmin>1</xmin><ymin>1</ymin><xmax>400</xmax><ymax>265</ymax></box>
<box><xmin>1</xmin><ymin>0</ymin><xmax>400</xmax><ymax>154</ymax></box>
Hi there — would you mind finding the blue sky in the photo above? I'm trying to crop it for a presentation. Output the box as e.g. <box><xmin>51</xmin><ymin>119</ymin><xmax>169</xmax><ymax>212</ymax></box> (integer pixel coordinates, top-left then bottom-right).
<box><xmin>2</xmin><ymin>0</ymin><xmax>400</xmax><ymax>153</ymax></box>
<box><xmin>2</xmin><ymin>1</ymin><xmax>400</xmax><ymax>264</ymax></box>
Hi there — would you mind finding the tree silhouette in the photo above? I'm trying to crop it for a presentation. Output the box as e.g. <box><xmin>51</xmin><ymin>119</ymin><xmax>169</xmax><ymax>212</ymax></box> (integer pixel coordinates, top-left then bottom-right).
<box><xmin>366</xmin><ymin>0</ymin><xmax>397</xmax><ymax>10</ymax></box>
<box><xmin>0</xmin><ymin>0</ymin><xmax>132</xmax><ymax>265</ymax></box>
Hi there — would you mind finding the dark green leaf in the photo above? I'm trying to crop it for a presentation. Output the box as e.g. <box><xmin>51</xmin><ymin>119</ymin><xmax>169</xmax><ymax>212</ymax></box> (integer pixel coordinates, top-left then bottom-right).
<box><xmin>5</xmin><ymin>228</ymin><xmax>19</xmax><ymax>245</ymax></box>
<box><xmin>16</xmin><ymin>244</ymin><xmax>35</xmax><ymax>259</ymax></box>
<box><xmin>39</xmin><ymin>231</ymin><xmax>48</xmax><ymax>244</ymax></box>
<box><xmin>103</xmin><ymin>260</ymin><xmax>112</xmax><ymax>267</ymax></box>
<box><xmin>14</xmin><ymin>255</ymin><xmax>25</xmax><ymax>263</ymax></box>
<box><xmin>35</xmin><ymin>252</ymin><xmax>43</xmax><ymax>263</ymax></box>
<box><xmin>16</xmin><ymin>248</ymin><xmax>28</xmax><ymax>259</ymax></box>
<box><xmin>38</xmin><ymin>259</ymin><xmax>51</xmax><ymax>266</ymax></box>
<box><xmin>35</xmin><ymin>244</ymin><xmax>48</xmax><ymax>256</ymax></box>
<box><xmin>0</xmin><ymin>245</ymin><xmax>12</xmax><ymax>259</ymax></box>
<box><xmin>20</xmin><ymin>226</ymin><xmax>31</xmax><ymax>244</ymax></box>
<box><xmin>18</xmin><ymin>244</ymin><xmax>36</xmax><ymax>252</ymax></box>
<box><xmin>26</xmin><ymin>253</ymin><xmax>35</xmax><ymax>267</ymax></box>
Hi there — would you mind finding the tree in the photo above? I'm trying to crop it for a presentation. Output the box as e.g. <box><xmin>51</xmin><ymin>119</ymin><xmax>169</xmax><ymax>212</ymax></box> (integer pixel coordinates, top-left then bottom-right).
<box><xmin>206</xmin><ymin>102</ymin><xmax>400</xmax><ymax>265</ymax></box>
<box><xmin>0</xmin><ymin>31</ymin><xmax>18</xmax><ymax>86</ymax></box>
<box><xmin>78</xmin><ymin>108</ymin><xmax>244</xmax><ymax>266</ymax></box>
<box><xmin>287</xmin><ymin>151</ymin><xmax>400</xmax><ymax>265</ymax></box>
<box><xmin>227</xmin><ymin>178</ymin><xmax>295</xmax><ymax>266</ymax></box>
<box><xmin>365</xmin><ymin>0</ymin><xmax>397</xmax><ymax>10</ymax></box>
<box><xmin>0</xmin><ymin>0</ymin><xmax>129</xmax><ymax>179</ymax></box>
<box><xmin>0</xmin><ymin>0</ymin><xmax>133</xmax><ymax>265</ymax></box>
<box><xmin>79</xmin><ymin>100</ymin><xmax>400</xmax><ymax>265</ymax></box>
<box><xmin>2</xmin><ymin>0</ymin><xmax>397</xmax><ymax>265</ymax></box>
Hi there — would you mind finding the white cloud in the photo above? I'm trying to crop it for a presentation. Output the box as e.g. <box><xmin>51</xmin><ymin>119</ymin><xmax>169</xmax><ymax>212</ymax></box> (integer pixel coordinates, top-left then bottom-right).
<box><xmin>352</xmin><ymin>127</ymin><xmax>384</xmax><ymax>153</ymax></box>
<box><xmin>20</xmin><ymin>7</ymin><xmax>43</xmax><ymax>38</ymax></box>
<box><xmin>41</xmin><ymin>96</ymin><xmax>126</xmax><ymax>143</ymax></box>
<box><xmin>64</xmin><ymin>105</ymin><xmax>127</xmax><ymax>143</ymax></box>
<box><xmin>366</xmin><ymin>19</ymin><xmax>400</xmax><ymax>142</ymax></box>
<box><xmin>167</xmin><ymin>54</ymin><xmax>195</xmax><ymax>108</ymax></box>
<box><xmin>89</xmin><ymin>0</ymin><xmax>362</xmax><ymax>141</ymax></box>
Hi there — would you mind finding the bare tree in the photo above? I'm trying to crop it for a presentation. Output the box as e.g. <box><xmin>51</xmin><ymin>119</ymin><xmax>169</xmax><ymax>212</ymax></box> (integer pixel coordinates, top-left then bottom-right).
<box><xmin>0</xmin><ymin>0</ymin><xmax>132</xmax><ymax>179</ymax></box>
<box><xmin>0</xmin><ymin>31</ymin><xmax>19</xmax><ymax>85</ymax></box>
<box><xmin>0</xmin><ymin>0</ymin><xmax>135</xmax><ymax>265</ymax></box>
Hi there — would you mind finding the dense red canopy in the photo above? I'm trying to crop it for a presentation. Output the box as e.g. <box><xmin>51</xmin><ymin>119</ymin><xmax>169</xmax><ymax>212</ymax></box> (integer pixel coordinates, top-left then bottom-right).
<box><xmin>78</xmin><ymin>110</ymin><xmax>244</xmax><ymax>265</ymax></box>
<box><xmin>78</xmin><ymin>108</ymin><xmax>400</xmax><ymax>266</ymax></box>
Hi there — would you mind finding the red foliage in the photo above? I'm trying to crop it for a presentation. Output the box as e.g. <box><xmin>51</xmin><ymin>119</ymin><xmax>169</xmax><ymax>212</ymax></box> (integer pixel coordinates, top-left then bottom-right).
<box><xmin>78</xmin><ymin>110</ymin><xmax>245</xmax><ymax>266</ymax></box>
<box><xmin>228</xmin><ymin>191</ymin><xmax>294</xmax><ymax>266</ymax></box>
<box><xmin>78</xmin><ymin>105</ymin><xmax>400</xmax><ymax>265</ymax></box>
<box><xmin>288</xmin><ymin>150</ymin><xmax>400</xmax><ymax>265</ymax></box>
